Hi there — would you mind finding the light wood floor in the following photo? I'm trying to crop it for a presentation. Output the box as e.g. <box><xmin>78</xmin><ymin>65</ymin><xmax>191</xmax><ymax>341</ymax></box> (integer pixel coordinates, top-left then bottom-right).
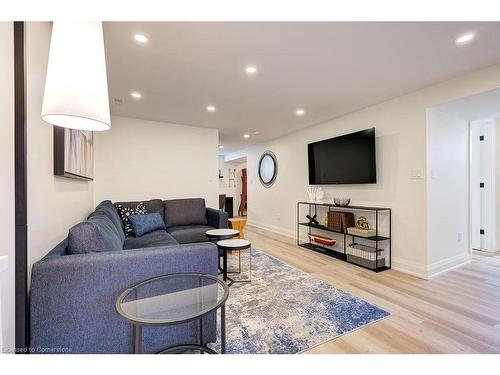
<box><xmin>244</xmin><ymin>225</ymin><xmax>500</xmax><ymax>354</ymax></box>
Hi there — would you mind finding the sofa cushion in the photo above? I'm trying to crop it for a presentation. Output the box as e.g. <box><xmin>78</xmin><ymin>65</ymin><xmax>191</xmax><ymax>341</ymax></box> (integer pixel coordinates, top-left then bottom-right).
<box><xmin>123</xmin><ymin>230</ymin><xmax>178</xmax><ymax>250</ymax></box>
<box><xmin>89</xmin><ymin>200</ymin><xmax>125</xmax><ymax>243</ymax></box>
<box><xmin>166</xmin><ymin>225</ymin><xmax>214</xmax><ymax>244</ymax></box>
<box><xmin>129</xmin><ymin>213</ymin><xmax>166</xmax><ymax>237</ymax></box>
<box><xmin>68</xmin><ymin>215</ymin><xmax>124</xmax><ymax>254</ymax></box>
<box><xmin>114</xmin><ymin>202</ymin><xmax>148</xmax><ymax>237</ymax></box>
<box><xmin>164</xmin><ymin>198</ymin><xmax>207</xmax><ymax>228</ymax></box>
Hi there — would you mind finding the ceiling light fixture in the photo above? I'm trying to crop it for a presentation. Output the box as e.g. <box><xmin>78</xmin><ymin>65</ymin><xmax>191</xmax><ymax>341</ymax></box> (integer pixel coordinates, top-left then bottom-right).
<box><xmin>455</xmin><ymin>32</ymin><xmax>475</xmax><ymax>45</ymax></box>
<box><xmin>295</xmin><ymin>109</ymin><xmax>305</xmax><ymax>116</ymax></box>
<box><xmin>133</xmin><ymin>34</ymin><xmax>148</xmax><ymax>44</ymax></box>
<box><xmin>243</xmin><ymin>134</ymin><xmax>250</xmax><ymax>139</ymax></box>
<box><xmin>130</xmin><ymin>91</ymin><xmax>142</xmax><ymax>99</ymax></box>
<box><xmin>206</xmin><ymin>105</ymin><xmax>216</xmax><ymax>112</ymax></box>
<box><xmin>253</xmin><ymin>131</ymin><xmax>260</xmax><ymax>135</ymax></box>
<box><xmin>245</xmin><ymin>65</ymin><xmax>257</xmax><ymax>74</ymax></box>
<box><xmin>41</xmin><ymin>22</ymin><xmax>111</xmax><ymax>131</ymax></box>
<box><xmin>219</xmin><ymin>145</ymin><xmax>224</xmax><ymax>150</ymax></box>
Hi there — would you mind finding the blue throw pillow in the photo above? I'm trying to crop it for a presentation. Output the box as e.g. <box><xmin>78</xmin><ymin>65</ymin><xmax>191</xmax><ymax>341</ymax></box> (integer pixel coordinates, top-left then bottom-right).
<box><xmin>129</xmin><ymin>213</ymin><xmax>166</xmax><ymax>237</ymax></box>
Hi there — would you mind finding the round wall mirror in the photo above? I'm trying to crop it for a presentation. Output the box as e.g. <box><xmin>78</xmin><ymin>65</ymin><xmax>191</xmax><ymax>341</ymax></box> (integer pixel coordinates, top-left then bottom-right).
<box><xmin>258</xmin><ymin>151</ymin><xmax>278</xmax><ymax>188</ymax></box>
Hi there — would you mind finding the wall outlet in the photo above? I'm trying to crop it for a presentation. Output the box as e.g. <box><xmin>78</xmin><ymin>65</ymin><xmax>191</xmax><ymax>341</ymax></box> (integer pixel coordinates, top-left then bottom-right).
<box><xmin>411</xmin><ymin>168</ymin><xmax>424</xmax><ymax>179</ymax></box>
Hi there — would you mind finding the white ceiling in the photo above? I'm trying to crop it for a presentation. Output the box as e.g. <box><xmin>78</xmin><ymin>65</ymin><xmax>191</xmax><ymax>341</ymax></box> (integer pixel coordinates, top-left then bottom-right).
<box><xmin>103</xmin><ymin>22</ymin><xmax>500</xmax><ymax>152</ymax></box>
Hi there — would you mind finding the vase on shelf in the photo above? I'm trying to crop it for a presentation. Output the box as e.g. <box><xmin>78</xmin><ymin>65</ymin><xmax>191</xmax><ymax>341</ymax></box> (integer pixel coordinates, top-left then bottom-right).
<box><xmin>315</xmin><ymin>187</ymin><xmax>324</xmax><ymax>203</ymax></box>
<box><xmin>307</xmin><ymin>187</ymin><xmax>317</xmax><ymax>203</ymax></box>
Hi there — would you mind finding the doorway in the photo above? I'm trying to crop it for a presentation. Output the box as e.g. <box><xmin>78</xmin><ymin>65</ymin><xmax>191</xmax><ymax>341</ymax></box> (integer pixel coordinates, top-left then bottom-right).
<box><xmin>426</xmin><ymin>87</ymin><xmax>500</xmax><ymax>276</ymax></box>
<box><xmin>218</xmin><ymin>156</ymin><xmax>248</xmax><ymax>218</ymax></box>
<box><xmin>470</xmin><ymin>118</ymin><xmax>498</xmax><ymax>252</ymax></box>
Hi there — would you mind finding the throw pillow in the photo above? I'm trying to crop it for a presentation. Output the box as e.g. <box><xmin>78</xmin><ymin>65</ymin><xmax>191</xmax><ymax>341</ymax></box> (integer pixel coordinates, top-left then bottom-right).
<box><xmin>129</xmin><ymin>213</ymin><xmax>166</xmax><ymax>237</ymax></box>
<box><xmin>114</xmin><ymin>202</ymin><xmax>148</xmax><ymax>236</ymax></box>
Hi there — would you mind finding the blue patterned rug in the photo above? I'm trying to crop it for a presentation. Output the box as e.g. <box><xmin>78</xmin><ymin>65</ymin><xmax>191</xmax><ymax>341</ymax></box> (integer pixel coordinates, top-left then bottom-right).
<box><xmin>210</xmin><ymin>249</ymin><xmax>390</xmax><ymax>354</ymax></box>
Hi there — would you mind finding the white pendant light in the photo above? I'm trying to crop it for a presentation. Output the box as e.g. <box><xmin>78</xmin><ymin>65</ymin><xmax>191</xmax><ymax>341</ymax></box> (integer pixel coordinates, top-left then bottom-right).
<box><xmin>42</xmin><ymin>22</ymin><xmax>111</xmax><ymax>131</ymax></box>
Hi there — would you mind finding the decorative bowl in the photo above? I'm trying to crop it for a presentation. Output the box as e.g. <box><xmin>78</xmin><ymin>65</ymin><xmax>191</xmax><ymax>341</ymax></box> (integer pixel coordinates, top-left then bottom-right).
<box><xmin>333</xmin><ymin>198</ymin><xmax>350</xmax><ymax>207</ymax></box>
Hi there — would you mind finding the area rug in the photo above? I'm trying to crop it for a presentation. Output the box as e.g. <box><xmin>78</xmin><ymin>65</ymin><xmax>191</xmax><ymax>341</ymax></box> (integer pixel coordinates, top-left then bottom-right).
<box><xmin>210</xmin><ymin>248</ymin><xmax>390</xmax><ymax>354</ymax></box>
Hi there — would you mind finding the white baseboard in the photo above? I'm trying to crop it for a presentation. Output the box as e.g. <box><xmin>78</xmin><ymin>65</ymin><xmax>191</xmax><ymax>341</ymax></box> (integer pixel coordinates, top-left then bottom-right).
<box><xmin>246</xmin><ymin>220</ymin><xmax>296</xmax><ymax>239</ymax></box>
<box><xmin>391</xmin><ymin>257</ymin><xmax>428</xmax><ymax>279</ymax></box>
<box><xmin>427</xmin><ymin>252</ymin><xmax>471</xmax><ymax>278</ymax></box>
<box><xmin>247</xmin><ymin>220</ymin><xmax>431</xmax><ymax>279</ymax></box>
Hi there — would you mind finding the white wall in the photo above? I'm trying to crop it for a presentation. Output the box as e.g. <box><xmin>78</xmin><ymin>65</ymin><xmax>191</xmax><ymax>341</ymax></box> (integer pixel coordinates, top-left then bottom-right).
<box><xmin>0</xmin><ymin>21</ymin><xmax>15</xmax><ymax>353</ymax></box>
<box><xmin>426</xmin><ymin>109</ymin><xmax>470</xmax><ymax>277</ymax></box>
<box><xmin>27</xmin><ymin>22</ymin><xmax>95</xmax><ymax>268</ymax></box>
<box><xmin>94</xmin><ymin>116</ymin><xmax>219</xmax><ymax>209</ymax></box>
<box><xmin>227</xmin><ymin>63</ymin><xmax>500</xmax><ymax>278</ymax></box>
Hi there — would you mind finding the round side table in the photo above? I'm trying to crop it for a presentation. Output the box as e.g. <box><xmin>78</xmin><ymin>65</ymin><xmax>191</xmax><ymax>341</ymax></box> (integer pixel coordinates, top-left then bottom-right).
<box><xmin>205</xmin><ymin>229</ymin><xmax>240</xmax><ymax>281</ymax></box>
<box><xmin>216</xmin><ymin>239</ymin><xmax>252</xmax><ymax>287</ymax></box>
<box><xmin>205</xmin><ymin>228</ymin><xmax>240</xmax><ymax>241</ymax></box>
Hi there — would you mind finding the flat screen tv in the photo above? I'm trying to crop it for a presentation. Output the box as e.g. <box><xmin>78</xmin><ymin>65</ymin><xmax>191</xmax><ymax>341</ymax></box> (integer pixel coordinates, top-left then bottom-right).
<box><xmin>308</xmin><ymin>128</ymin><xmax>376</xmax><ymax>184</ymax></box>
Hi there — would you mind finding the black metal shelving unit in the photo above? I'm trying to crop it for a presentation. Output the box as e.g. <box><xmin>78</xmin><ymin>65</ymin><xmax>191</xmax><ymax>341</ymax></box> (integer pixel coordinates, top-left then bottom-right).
<box><xmin>297</xmin><ymin>201</ymin><xmax>392</xmax><ymax>272</ymax></box>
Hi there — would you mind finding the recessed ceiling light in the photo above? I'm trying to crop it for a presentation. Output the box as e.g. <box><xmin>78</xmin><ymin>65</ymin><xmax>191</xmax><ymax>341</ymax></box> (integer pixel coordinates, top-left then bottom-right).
<box><xmin>243</xmin><ymin>134</ymin><xmax>250</xmax><ymax>139</ymax></box>
<box><xmin>253</xmin><ymin>131</ymin><xmax>260</xmax><ymax>135</ymax></box>
<box><xmin>295</xmin><ymin>109</ymin><xmax>305</xmax><ymax>116</ymax></box>
<box><xmin>133</xmin><ymin>34</ymin><xmax>148</xmax><ymax>44</ymax></box>
<box><xmin>206</xmin><ymin>105</ymin><xmax>216</xmax><ymax>112</ymax></box>
<box><xmin>219</xmin><ymin>145</ymin><xmax>224</xmax><ymax>150</ymax></box>
<box><xmin>455</xmin><ymin>32</ymin><xmax>475</xmax><ymax>45</ymax></box>
<box><xmin>130</xmin><ymin>91</ymin><xmax>142</xmax><ymax>99</ymax></box>
<box><xmin>245</xmin><ymin>65</ymin><xmax>257</xmax><ymax>74</ymax></box>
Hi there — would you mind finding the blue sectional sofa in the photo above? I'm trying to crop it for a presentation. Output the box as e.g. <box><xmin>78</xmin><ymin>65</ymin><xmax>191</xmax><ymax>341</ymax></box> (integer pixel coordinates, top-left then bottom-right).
<box><xmin>30</xmin><ymin>198</ymin><xmax>228</xmax><ymax>354</ymax></box>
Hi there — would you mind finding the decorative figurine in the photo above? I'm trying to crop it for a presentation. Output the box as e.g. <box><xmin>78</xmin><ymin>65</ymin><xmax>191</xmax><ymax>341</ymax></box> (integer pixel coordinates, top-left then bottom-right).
<box><xmin>356</xmin><ymin>216</ymin><xmax>370</xmax><ymax>230</ymax></box>
<box><xmin>306</xmin><ymin>214</ymin><xmax>319</xmax><ymax>226</ymax></box>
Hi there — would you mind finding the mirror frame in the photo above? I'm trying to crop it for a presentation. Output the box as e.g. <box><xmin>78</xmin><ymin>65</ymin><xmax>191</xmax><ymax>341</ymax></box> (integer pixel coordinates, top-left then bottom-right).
<box><xmin>258</xmin><ymin>150</ymin><xmax>278</xmax><ymax>188</ymax></box>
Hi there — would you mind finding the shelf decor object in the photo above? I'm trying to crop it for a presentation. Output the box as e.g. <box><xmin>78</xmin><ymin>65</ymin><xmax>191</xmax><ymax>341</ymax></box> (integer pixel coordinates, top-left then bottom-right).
<box><xmin>333</xmin><ymin>197</ymin><xmax>351</xmax><ymax>206</ymax></box>
<box><xmin>297</xmin><ymin>201</ymin><xmax>391</xmax><ymax>272</ymax></box>
<box><xmin>41</xmin><ymin>22</ymin><xmax>111</xmax><ymax>131</ymax></box>
<box><xmin>307</xmin><ymin>233</ymin><xmax>336</xmax><ymax>247</ymax></box>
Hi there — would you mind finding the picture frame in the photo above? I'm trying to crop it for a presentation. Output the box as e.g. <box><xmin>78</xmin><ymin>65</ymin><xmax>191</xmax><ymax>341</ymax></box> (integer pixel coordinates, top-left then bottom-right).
<box><xmin>53</xmin><ymin>126</ymin><xmax>94</xmax><ymax>180</ymax></box>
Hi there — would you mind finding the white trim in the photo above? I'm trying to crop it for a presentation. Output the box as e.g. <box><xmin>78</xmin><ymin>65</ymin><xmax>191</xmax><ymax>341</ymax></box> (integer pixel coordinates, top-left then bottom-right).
<box><xmin>427</xmin><ymin>252</ymin><xmax>471</xmax><ymax>278</ymax></box>
<box><xmin>391</xmin><ymin>257</ymin><xmax>428</xmax><ymax>279</ymax></box>
<box><xmin>0</xmin><ymin>256</ymin><xmax>7</xmax><ymax>274</ymax></box>
<box><xmin>246</xmin><ymin>220</ymin><xmax>296</xmax><ymax>239</ymax></box>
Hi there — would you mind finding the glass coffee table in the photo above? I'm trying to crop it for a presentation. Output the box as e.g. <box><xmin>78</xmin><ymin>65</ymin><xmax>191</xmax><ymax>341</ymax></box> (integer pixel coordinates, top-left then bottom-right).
<box><xmin>116</xmin><ymin>272</ymin><xmax>229</xmax><ymax>354</ymax></box>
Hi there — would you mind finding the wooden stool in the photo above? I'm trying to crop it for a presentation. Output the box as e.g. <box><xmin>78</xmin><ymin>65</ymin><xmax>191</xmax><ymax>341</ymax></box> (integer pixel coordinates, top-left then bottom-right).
<box><xmin>228</xmin><ymin>217</ymin><xmax>247</xmax><ymax>239</ymax></box>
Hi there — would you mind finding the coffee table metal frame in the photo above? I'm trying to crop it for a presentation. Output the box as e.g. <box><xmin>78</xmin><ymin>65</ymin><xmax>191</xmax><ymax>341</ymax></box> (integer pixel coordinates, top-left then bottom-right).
<box><xmin>116</xmin><ymin>272</ymin><xmax>229</xmax><ymax>354</ymax></box>
<box><xmin>216</xmin><ymin>239</ymin><xmax>252</xmax><ymax>287</ymax></box>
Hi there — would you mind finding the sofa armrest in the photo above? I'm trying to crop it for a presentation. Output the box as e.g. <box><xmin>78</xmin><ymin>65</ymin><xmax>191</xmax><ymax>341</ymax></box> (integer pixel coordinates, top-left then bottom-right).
<box><xmin>206</xmin><ymin>207</ymin><xmax>228</xmax><ymax>229</ymax></box>
<box><xmin>30</xmin><ymin>242</ymin><xmax>218</xmax><ymax>353</ymax></box>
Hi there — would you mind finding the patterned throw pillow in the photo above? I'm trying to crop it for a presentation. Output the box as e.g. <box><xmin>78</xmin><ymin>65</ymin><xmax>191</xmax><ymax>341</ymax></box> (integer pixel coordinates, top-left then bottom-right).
<box><xmin>114</xmin><ymin>202</ymin><xmax>148</xmax><ymax>236</ymax></box>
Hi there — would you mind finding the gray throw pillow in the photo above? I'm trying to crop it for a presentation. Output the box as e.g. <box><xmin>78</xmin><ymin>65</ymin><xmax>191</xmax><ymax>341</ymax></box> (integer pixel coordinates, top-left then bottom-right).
<box><xmin>68</xmin><ymin>215</ymin><xmax>123</xmax><ymax>254</ymax></box>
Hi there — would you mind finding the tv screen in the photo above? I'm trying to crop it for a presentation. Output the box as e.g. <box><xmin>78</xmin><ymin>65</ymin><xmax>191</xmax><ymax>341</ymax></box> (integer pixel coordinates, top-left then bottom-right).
<box><xmin>308</xmin><ymin>128</ymin><xmax>376</xmax><ymax>184</ymax></box>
